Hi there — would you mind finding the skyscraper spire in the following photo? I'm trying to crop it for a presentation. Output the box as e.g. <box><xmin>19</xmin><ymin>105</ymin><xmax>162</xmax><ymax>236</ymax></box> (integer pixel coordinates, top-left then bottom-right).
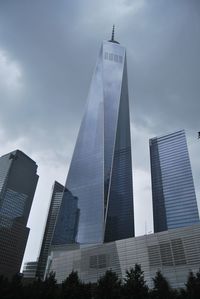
<box><xmin>109</xmin><ymin>25</ymin><xmax>119</xmax><ymax>44</ymax></box>
<box><xmin>111</xmin><ymin>24</ymin><xmax>115</xmax><ymax>41</ymax></box>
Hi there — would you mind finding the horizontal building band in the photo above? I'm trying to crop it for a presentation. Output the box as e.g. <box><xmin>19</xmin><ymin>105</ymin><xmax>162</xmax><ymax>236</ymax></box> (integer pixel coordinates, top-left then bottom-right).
<box><xmin>47</xmin><ymin>224</ymin><xmax>200</xmax><ymax>289</ymax></box>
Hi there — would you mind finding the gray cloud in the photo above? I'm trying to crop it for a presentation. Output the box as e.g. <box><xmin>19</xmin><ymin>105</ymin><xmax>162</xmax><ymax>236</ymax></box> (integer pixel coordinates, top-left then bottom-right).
<box><xmin>0</xmin><ymin>0</ymin><xmax>199</xmax><ymax>264</ymax></box>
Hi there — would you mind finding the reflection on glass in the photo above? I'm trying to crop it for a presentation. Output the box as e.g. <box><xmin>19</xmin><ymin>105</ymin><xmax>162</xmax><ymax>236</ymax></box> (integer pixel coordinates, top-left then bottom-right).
<box><xmin>150</xmin><ymin>130</ymin><xmax>200</xmax><ymax>233</ymax></box>
<box><xmin>52</xmin><ymin>188</ymin><xmax>79</xmax><ymax>245</ymax></box>
<box><xmin>54</xmin><ymin>40</ymin><xmax>134</xmax><ymax>245</ymax></box>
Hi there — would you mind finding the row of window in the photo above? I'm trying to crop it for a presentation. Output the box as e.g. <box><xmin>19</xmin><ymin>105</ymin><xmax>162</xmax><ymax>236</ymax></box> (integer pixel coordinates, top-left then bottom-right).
<box><xmin>148</xmin><ymin>238</ymin><xmax>186</xmax><ymax>267</ymax></box>
<box><xmin>104</xmin><ymin>52</ymin><xmax>123</xmax><ymax>63</ymax></box>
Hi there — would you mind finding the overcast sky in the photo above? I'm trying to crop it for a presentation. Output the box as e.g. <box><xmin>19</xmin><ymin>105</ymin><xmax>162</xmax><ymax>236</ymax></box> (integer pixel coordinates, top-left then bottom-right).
<box><xmin>0</xmin><ymin>0</ymin><xmax>200</xmax><ymax>266</ymax></box>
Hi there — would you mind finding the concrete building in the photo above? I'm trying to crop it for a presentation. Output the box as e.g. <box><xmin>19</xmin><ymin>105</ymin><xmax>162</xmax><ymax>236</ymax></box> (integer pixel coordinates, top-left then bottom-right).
<box><xmin>47</xmin><ymin>224</ymin><xmax>200</xmax><ymax>289</ymax></box>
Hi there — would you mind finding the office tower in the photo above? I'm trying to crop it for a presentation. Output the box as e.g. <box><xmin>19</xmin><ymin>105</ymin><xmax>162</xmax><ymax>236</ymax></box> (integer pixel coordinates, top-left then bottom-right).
<box><xmin>150</xmin><ymin>130</ymin><xmax>199</xmax><ymax>233</ymax></box>
<box><xmin>23</xmin><ymin>261</ymin><xmax>38</xmax><ymax>281</ymax></box>
<box><xmin>53</xmin><ymin>28</ymin><xmax>134</xmax><ymax>245</ymax></box>
<box><xmin>0</xmin><ymin>150</ymin><xmax>38</xmax><ymax>278</ymax></box>
<box><xmin>36</xmin><ymin>181</ymin><xmax>64</xmax><ymax>279</ymax></box>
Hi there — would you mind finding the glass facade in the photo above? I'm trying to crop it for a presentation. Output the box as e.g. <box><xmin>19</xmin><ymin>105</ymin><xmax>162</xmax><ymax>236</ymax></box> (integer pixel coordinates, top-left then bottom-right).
<box><xmin>36</xmin><ymin>181</ymin><xmax>64</xmax><ymax>279</ymax></box>
<box><xmin>150</xmin><ymin>130</ymin><xmax>200</xmax><ymax>232</ymax></box>
<box><xmin>53</xmin><ymin>38</ymin><xmax>134</xmax><ymax>245</ymax></box>
<box><xmin>23</xmin><ymin>261</ymin><xmax>38</xmax><ymax>279</ymax></box>
<box><xmin>0</xmin><ymin>150</ymin><xmax>39</xmax><ymax>278</ymax></box>
<box><xmin>52</xmin><ymin>188</ymin><xmax>79</xmax><ymax>245</ymax></box>
<box><xmin>1</xmin><ymin>189</ymin><xmax>27</xmax><ymax>223</ymax></box>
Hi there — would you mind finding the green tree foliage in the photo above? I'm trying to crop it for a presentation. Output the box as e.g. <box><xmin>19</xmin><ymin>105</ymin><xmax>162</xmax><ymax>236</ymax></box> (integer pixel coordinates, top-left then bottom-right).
<box><xmin>1</xmin><ymin>267</ymin><xmax>200</xmax><ymax>299</ymax></box>
<box><xmin>94</xmin><ymin>269</ymin><xmax>122</xmax><ymax>299</ymax></box>
<box><xmin>0</xmin><ymin>273</ymin><xmax>24</xmax><ymax>299</ymax></box>
<box><xmin>23</xmin><ymin>277</ymin><xmax>43</xmax><ymax>299</ymax></box>
<box><xmin>177</xmin><ymin>288</ymin><xmax>187</xmax><ymax>299</ymax></box>
<box><xmin>23</xmin><ymin>272</ymin><xmax>58</xmax><ymax>299</ymax></box>
<box><xmin>43</xmin><ymin>272</ymin><xmax>58</xmax><ymax>299</ymax></box>
<box><xmin>150</xmin><ymin>270</ymin><xmax>175</xmax><ymax>299</ymax></box>
<box><xmin>122</xmin><ymin>264</ymin><xmax>149</xmax><ymax>299</ymax></box>
<box><xmin>0</xmin><ymin>274</ymin><xmax>12</xmax><ymax>299</ymax></box>
<box><xmin>61</xmin><ymin>270</ymin><xmax>91</xmax><ymax>299</ymax></box>
<box><xmin>185</xmin><ymin>269</ymin><xmax>200</xmax><ymax>299</ymax></box>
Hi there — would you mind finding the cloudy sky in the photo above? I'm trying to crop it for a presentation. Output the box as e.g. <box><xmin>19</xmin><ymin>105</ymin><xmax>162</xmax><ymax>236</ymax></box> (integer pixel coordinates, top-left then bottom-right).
<box><xmin>0</xmin><ymin>0</ymin><xmax>200</xmax><ymax>266</ymax></box>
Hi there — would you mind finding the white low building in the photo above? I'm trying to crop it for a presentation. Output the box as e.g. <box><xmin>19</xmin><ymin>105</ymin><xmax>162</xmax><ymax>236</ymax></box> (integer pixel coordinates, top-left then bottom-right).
<box><xmin>46</xmin><ymin>223</ymin><xmax>200</xmax><ymax>289</ymax></box>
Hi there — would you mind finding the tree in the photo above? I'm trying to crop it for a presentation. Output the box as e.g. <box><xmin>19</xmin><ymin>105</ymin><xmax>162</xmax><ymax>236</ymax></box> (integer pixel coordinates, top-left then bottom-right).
<box><xmin>185</xmin><ymin>271</ymin><xmax>196</xmax><ymax>299</ymax></box>
<box><xmin>61</xmin><ymin>270</ymin><xmax>91</xmax><ymax>299</ymax></box>
<box><xmin>150</xmin><ymin>270</ymin><xmax>174</xmax><ymax>299</ymax></box>
<box><xmin>42</xmin><ymin>272</ymin><xmax>58</xmax><ymax>299</ymax></box>
<box><xmin>23</xmin><ymin>277</ymin><xmax>44</xmax><ymax>299</ymax></box>
<box><xmin>122</xmin><ymin>264</ymin><xmax>149</xmax><ymax>299</ymax></box>
<box><xmin>23</xmin><ymin>272</ymin><xmax>58</xmax><ymax>299</ymax></box>
<box><xmin>195</xmin><ymin>269</ymin><xmax>200</xmax><ymax>294</ymax></box>
<box><xmin>0</xmin><ymin>275</ymin><xmax>10</xmax><ymax>299</ymax></box>
<box><xmin>79</xmin><ymin>281</ymin><xmax>92</xmax><ymax>299</ymax></box>
<box><xmin>94</xmin><ymin>270</ymin><xmax>122</xmax><ymax>299</ymax></box>
<box><xmin>177</xmin><ymin>288</ymin><xmax>187</xmax><ymax>299</ymax></box>
<box><xmin>7</xmin><ymin>273</ymin><xmax>24</xmax><ymax>299</ymax></box>
<box><xmin>185</xmin><ymin>269</ymin><xmax>200</xmax><ymax>299</ymax></box>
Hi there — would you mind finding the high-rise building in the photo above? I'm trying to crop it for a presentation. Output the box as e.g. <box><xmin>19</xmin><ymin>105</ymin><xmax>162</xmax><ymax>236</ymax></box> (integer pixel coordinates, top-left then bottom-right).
<box><xmin>0</xmin><ymin>150</ymin><xmax>38</xmax><ymax>278</ymax></box>
<box><xmin>44</xmin><ymin>33</ymin><xmax>200</xmax><ymax>288</ymax></box>
<box><xmin>53</xmin><ymin>28</ymin><xmax>134</xmax><ymax>245</ymax></box>
<box><xmin>22</xmin><ymin>261</ymin><xmax>38</xmax><ymax>281</ymax></box>
<box><xmin>150</xmin><ymin>130</ymin><xmax>199</xmax><ymax>233</ymax></box>
<box><xmin>36</xmin><ymin>181</ymin><xmax>64</xmax><ymax>279</ymax></box>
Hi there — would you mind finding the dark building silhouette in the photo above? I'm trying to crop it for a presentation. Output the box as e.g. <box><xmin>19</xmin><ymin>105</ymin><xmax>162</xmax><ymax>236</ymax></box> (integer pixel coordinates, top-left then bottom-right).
<box><xmin>0</xmin><ymin>150</ymin><xmax>38</xmax><ymax>278</ymax></box>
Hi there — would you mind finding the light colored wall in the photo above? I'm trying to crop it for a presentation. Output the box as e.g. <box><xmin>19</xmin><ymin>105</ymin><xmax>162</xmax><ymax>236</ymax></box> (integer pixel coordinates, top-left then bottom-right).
<box><xmin>48</xmin><ymin>224</ymin><xmax>200</xmax><ymax>289</ymax></box>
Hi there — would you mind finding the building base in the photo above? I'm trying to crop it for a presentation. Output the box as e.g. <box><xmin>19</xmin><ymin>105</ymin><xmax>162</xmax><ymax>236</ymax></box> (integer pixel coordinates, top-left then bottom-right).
<box><xmin>47</xmin><ymin>224</ymin><xmax>200</xmax><ymax>289</ymax></box>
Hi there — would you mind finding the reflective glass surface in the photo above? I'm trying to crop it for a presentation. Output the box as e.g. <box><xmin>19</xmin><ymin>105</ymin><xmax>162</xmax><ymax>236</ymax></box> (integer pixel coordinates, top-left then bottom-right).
<box><xmin>150</xmin><ymin>130</ymin><xmax>200</xmax><ymax>232</ymax></box>
<box><xmin>37</xmin><ymin>181</ymin><xmax>64</xmax><ymax>279</ymax></box>
<box><xmin>0</xmin><ymin>151</ymin><xmax>38</xmax><ymax>226</ymax></box>
<box><xmin>103</xmin><ymin>42</ymin><xmax>125</xmax><ymax>201</ymax></box>
<box><xmin>0</xmin><ymin>157</ymin><xmax>12</xmax><ymax>194</ymax></box>
<box><xmin>53</xmin><ymin>41</ymin><xmax>134</xmax><ymax>245</ymax></box>
<box><xmin>104</xmin><ymin>53</ymin><xmax>134</xmax><ymax>242</ymax></box>
<box><xmin>149</xmin><ymin>138</ymin><xmax>167</xmax><ymax>232</ymax></box>
<box><xmin>52</xmin><ymin>188</ymin><xmax>79</xmax><ymax>244</ymax></box>
<box><xmin>0</xmin><ymin>150</ymin><xmax>38</xmax><ymax>277</ymax></box>
<box><xmin>1</xmin><ymin>189</ymin><xmax>27</xmax><ymax>221</ymax></box>
<box><xmin>64</xmin><ymin>45</ymin><xmax>104</xmax><ymax>244</ymax></box>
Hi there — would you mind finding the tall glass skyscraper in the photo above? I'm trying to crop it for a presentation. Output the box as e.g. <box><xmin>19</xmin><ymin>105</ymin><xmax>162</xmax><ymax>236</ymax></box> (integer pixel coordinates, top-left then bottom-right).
<box><xmin>150</xmin><ymin>130</ymin><xmax>199</xmax><ymax>233</ymax></box>
<box><xmin>0</xmin><ymin>150</ymin><xmax>38</xmax><ymax>278</ymax></box>
<box><xmin>53</xmin><ymin>29</ymin><xmax>134</xmax><ymax>245</ymax></box>
<box><xmin>36</xmin><ymin>181</ymin><xmax>64</xmax><ymax>279</ymax></box>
